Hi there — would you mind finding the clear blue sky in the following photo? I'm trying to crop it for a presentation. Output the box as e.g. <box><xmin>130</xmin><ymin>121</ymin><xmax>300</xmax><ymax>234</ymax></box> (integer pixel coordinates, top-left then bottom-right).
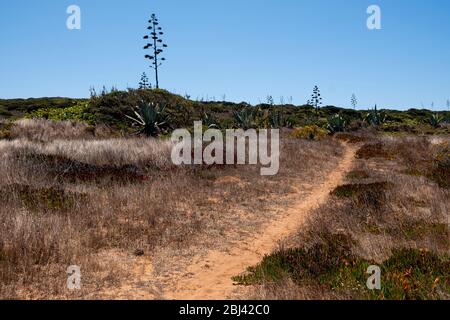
<box><xmin>1</xmin><ymin>0</ymin><xmax>449</xmax><ymax>110</ymax></box>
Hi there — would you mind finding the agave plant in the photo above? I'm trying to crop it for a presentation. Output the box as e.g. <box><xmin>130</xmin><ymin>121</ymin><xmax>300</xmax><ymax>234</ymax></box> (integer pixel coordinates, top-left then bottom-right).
<box><xmin>364</xmin><ymin>105</ymin><xmax>386</xmax><ymax>126</ymax></box>
<box><xmin>203</xmin><ymin>112</ymin><xmax>219</xmax><ymax>129</ymax></box>
<box><xmin>429</xmin><ymin>113</ymin><xmax>444</xmax><ymax>128</ymax></box>
<box><xmin>233</xmin><ymin>108</ymin><xmax>256</xmax><ymax>130</ymax></box>
<box><xmin>269</xmin><ymin>111</ymin><xmax>292</xmax><ymax>129</ymax></box>
<box><xmin>126</xmin><ymin>101</ymin><xmax>170</xmax><ymax>136</ymax></box>
<box><xmin>327</xmin><ymin>114</ymin><xmax>347</xmax><ymax>133</ymax></box>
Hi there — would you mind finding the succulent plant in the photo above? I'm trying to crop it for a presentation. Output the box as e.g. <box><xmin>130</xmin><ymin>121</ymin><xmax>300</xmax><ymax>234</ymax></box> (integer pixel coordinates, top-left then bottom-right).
<box><xmin>327</xmin><ymin>114</ymin><xmax>347</xmax><ymax>133</ymax></box>
<box><xmin>126</xmin><ymin>101</ymin><xmax>170</xmax><ymax>136</ymax></box>
<box><xmin>233</xmin><ymin>108</ymin><xmax>256</xmax><ymax>130</ymax></box>
<box><xmin>364</xmin><ymin>105</ymin><xmax>386</xmax><ymax>126</ymax></box>
<box><xmin>428</xmin><ymin>113</ymin><xmax>444</xmax><ymax>128</ymax></box>
<box><xmin>269</xmin><ymin>111</ymin><xmax>292</xmax><ymax>129</ymax></box>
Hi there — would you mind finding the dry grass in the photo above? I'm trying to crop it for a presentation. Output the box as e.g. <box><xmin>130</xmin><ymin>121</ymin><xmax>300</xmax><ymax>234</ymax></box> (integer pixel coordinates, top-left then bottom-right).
<box><xmin>0</xmin><ymin>122</ymin><xmax>344</xmax><ymax>299</ymax></box>
<box><xmin>10</xmin><ymin>119</ymin><xmax>116</xmax><ymax>142</ymax></box>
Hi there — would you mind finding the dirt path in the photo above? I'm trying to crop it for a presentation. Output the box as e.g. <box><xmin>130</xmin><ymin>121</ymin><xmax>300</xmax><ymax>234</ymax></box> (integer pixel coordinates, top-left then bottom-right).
<box><xmin>162</xmin><ymin>144</ymin><xmax>357</xmax><ymax>300</ymax></box>
<box><xmin>92</xmin><ymin>143</ymin><xmax>356</xmax><ymax>300</ymax></box>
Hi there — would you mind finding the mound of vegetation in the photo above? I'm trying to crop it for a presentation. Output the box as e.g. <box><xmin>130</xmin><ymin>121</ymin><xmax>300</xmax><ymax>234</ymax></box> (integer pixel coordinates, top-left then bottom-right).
<box><xmin>22</xmin><ymin>153</ymin><xmax>149</xmax><ymax>184</ymax></box>
<box><xmin>26</xmin><ymin>102</ymin><xmax>95</xmax><ymax>124</ymax></box>
<box><xmin>356</xmin><ymin>143</ymin><xmax>395</xmax><ymax>160</ymax></box>
<box><xmin>291</xmin><ymin>125</ymin><xmax>328</xmax><ymax>140</ymax></box>
<box><xmin>233</xmin><ymin>235</ymin><xmax>449</xmax><ymax>300</ymax></box>
<box><xmin>2</xmin><ymin>90</ymin><xmax>449</xmax><ymax>136</ymax></box>
<box><xmin>331</xmin><ymin>181</ymin><xmax>392</xmax><ymax>210</ymax></box>
<box><xmin>0</xmin><ymin>97</ymin><xmax>86</xmax><ymax>117</ymax></box>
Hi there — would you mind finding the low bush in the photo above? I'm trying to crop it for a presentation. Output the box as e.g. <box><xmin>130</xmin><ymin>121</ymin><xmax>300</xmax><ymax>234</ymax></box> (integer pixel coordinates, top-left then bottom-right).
<box><xmin>0</xmin><ymin>122</ymin><xmax>12</xmax><ymax>139</ymax></box>
<box><xmin>233</xmin><ymin>233</ymin><xmax>355</xmax><ymax>285</ymax></box>
<box><xmin>291</xmin><ymin>125</ymin><xmax>328</xmax><ymax>140</ymax></box>
<box><xmin>21</xmin><ymin>153</ymin><xmax>149</xmax><ymax>184</ymax></box>
<box><xmin>27</xmin><ymin>102</ymin><xmax>95</xmax><ymax>124</ymax></box>
<box><xmin>234</xmin><ymin>239</ymin><xmax>449</xmax><ymax>300</ymax></box>
<box><xmin>331</xmin><ymin>182</ymin><xmax>391</xmax><ymax>210</ymax></box>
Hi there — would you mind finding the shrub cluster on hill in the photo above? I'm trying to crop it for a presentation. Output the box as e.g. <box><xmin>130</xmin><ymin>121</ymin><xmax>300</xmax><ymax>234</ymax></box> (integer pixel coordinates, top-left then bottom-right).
<box><xmin>1</xmin><ymin>89</ymin><xmax>449</xmax><ymax>136</ymax></box>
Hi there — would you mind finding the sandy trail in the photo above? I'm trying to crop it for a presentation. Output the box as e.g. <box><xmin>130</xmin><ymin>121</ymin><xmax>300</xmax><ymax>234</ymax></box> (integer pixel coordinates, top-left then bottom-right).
<box><xmin>162</xmin><ymin>144</ymin><xmax>356</xmax><ymax>300</ymax></box>
<box><xmin>93</xmin><ymin>144</ymin><xmax>356</xmax><ymax>300</ymax></box>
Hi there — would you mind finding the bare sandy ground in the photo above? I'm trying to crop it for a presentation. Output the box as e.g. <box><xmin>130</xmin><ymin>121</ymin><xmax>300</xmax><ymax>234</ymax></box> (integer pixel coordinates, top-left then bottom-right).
<box><xmin>95</xmin><ymin>143</ymin><xmax>356</xmax><ymax>300</ymax></box>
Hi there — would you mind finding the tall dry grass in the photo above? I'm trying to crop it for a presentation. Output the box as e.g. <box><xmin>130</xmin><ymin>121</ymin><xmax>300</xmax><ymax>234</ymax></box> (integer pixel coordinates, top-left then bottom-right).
<box><xmin>10</xmin><ymin>119</ymin><xmax>116</xmax><ymax>142</ymax></box>
<box><xmin>0</xmin><ymin>122</ymin><xmax>344</xmax><ymax>299</ymax></box>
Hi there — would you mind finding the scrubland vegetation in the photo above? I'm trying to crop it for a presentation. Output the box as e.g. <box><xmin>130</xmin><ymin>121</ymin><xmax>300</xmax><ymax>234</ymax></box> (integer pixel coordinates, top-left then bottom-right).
<box><xmin>1</xmin><ymin>89</ymin><xmax>449</xmax><ymax>135</ymax></box>
<box><xmin>0</xmin><ymin>118</ymin><xmax>345</xmax><ymax>298</ymax></box>
<box><xmin>234</xmin><ymin>135</ymin><xmax>449</xmax><ymax>300</ymax></box>
<box><xmin>0</xmin><ymin>89</ymin><xmax>448</xmax><ymax>300</ymax></box>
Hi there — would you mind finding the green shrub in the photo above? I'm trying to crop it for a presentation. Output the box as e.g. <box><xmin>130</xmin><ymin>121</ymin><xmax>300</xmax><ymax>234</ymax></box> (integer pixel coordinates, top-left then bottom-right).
<box><xmin>234</xmin><ymin>240</ymin><xmax>449</xmax><ymax>300</ymax></box>
<box><xmin>86</xmin><ymin>89</ymin><xmax>195</xmax><ymax>130</ymax></box>
<box><xmin>291</xmin><ymin>125</ymin><xmax>328</xmax><ymax>140</ymax></box>
<box><xmin>27</xmin><ymin>102</ymin><xmax>95</xmax><ymax>124</ymax></box>
<box><xmin>233</xmin><ymin>233</ymin><xmax>355</xmax><ymax>285</ymax></box>
<box><xmin>379</xmin><ymin>248</ymin><xmax>450</xmax><ymax>300</ymax></box>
